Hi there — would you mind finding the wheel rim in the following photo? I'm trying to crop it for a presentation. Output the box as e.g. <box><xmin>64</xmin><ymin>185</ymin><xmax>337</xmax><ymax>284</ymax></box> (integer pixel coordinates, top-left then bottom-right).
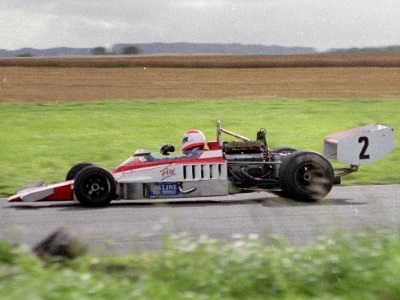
<box><xmin>82</xmin><ymin>173</ymin><xmax>111</xmax><ymax>201</ymax></box>
<box><xmin>295</xmin><ymin>163</ymin><xmax>328</xmax><ymax>195</ymax></box>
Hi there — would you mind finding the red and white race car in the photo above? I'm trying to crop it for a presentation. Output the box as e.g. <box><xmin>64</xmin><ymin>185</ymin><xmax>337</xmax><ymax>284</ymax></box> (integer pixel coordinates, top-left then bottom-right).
<box><xmin>8</xmin><ymin>121</ymin><xmax>395</xmax><ymax>207</ymax></box>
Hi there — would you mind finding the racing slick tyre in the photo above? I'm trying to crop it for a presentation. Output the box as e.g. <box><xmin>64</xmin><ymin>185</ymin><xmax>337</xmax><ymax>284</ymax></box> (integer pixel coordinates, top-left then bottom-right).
<box><xmin>279</xmin><ymin>151</ymin><xmax>334</xmax><ymax>202</ymax></box>
<box><xmin>66</xmin><ymin>162</ymin><xmax>94</xmax><ymax>181</ymax></box>
<box><xmin>272</xmin><ymin>147</ymin><xmax>298</xmax><ymax>155</ymax></box>
<box><xmin>73</xmin><ymin>166</ymin><xmax>116</xmax><ymax>207</ymax></box>
<box><xmin>272</xmin><ymin>147</ymin><xmax>298</xmax><ymax>165</ymax></box>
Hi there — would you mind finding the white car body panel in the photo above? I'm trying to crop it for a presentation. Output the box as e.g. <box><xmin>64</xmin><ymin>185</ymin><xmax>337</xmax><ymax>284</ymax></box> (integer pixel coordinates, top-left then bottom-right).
<box><xmin>324</xmin><ymin>124</ymin><xmax>395</xmax><ymax>165</ymax></box>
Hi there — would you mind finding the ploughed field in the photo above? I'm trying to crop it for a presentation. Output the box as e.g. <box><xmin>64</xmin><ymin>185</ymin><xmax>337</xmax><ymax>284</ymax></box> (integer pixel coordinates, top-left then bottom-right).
<box><xmin>1</xmin><ymin>53</ymin><xmax>400</xmax><ymax>102</ymax></box>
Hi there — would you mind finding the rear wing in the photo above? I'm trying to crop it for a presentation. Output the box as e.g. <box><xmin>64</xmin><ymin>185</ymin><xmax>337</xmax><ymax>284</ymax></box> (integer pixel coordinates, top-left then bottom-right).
<box><xmin>323</xmin><ymin>124</ymin><xmax>395</xmax><ymax>165</ymax></box>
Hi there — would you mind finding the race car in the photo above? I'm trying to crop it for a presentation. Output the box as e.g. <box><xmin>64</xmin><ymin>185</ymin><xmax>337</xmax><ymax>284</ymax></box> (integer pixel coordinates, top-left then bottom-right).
<box><xmin>8</xmin><ymin>121</ymin><xmax>395</xmax><ymax>207</ymax></box>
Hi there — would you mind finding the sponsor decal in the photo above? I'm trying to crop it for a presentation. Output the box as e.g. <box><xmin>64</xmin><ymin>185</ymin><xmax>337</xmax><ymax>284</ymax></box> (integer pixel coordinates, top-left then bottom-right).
<box><xmin>160</xmin><ymin>166</ymin><xmax>177</xmax><ymax>180</ymax></box>
<box><xmin>148</xmin><ymin>183</ymin><xmax>180</xmax><ymax>197</ymax></box>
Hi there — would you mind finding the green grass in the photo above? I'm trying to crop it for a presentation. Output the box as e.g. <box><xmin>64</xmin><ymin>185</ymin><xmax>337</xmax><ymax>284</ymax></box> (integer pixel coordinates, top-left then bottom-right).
<box><xmin>0</xmin><ymin>99</ymin><xmax>399</xmax><ymax>196</ymax></box>
<box><xmin>1</xmin><ymin>229</ymin><xmax>400</xmax><ymax>299</ymax></box>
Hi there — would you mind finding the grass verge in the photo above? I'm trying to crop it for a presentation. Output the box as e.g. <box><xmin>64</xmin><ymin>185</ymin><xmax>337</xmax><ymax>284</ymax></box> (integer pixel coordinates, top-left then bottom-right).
<box><xmin>0</xmin><ymin>99</ymin><xmax>399</xmax><ymax>196</ymax></box>
<box><xmin>1</xmin><ymin>229</ymin><xmax>400</xmax><ymax>299</ymax></box>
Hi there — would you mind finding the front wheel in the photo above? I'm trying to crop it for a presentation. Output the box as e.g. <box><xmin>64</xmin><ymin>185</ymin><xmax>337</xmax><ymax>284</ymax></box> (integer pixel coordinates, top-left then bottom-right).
<box><xmin>73</xmin><ymin>166</ymin><xmax>116</xmax><ymax>207</ymax></box>
<box><xmin>66</xmin><ymin>162</ymin><xmax>94</xmax><ymax>181</ymax></box>
<box><xmin>279</xmin><ymin>151</ymin><xmax>334</xmax><ymax>202</ymax></box>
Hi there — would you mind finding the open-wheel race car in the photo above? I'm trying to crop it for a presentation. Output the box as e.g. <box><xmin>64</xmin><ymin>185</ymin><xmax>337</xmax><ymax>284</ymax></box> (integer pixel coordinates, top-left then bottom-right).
<box><xmin>8</xmin><ymin>121</ymin><xmax>395</xmax><ymax>207</ymax></box>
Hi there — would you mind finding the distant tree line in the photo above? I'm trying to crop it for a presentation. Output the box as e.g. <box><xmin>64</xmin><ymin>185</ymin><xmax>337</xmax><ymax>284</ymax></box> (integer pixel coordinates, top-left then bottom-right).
<box><xmin>91</xmin><ymin>45</ymin><xmax>140</xmax><ymax>56</ymax></box>
<box><xmin>16</xmin><ymin>53</ymin><xmax>33</xmax><ymax>57</ymax></box>
<box><xmin>330</xmin><ymin>45</ymin><xmax>400</xmax><ymax>53</ymax></box>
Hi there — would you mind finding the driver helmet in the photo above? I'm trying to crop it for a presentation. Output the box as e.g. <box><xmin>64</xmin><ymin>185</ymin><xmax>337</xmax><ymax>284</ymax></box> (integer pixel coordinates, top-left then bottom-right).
<box><xmin>181</xmin><ymin>130</ymin><xmax>206</xmax><ymax>152</ymax></box>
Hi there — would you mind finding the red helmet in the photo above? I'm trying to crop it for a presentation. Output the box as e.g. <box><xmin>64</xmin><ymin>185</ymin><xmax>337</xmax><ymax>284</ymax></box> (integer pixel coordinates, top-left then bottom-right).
<box><xmin>181</xmin><ymin>130</ymin><xmax>206</xmax><ymax>152</ymax></box>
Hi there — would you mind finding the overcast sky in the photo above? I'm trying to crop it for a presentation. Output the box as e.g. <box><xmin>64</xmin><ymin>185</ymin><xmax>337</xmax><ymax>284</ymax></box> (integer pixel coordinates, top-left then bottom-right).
<box><xmin>1</xmin><ymin>0</ymin><xmax>399</xmax><ymax>50</ymax></box>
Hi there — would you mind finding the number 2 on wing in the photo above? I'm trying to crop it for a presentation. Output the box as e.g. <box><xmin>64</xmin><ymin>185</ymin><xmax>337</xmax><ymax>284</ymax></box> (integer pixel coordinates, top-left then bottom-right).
<box><xmin>358</xmin><ymin>136</ymin><xmax>370</xmax><ymax>159</ymax></box>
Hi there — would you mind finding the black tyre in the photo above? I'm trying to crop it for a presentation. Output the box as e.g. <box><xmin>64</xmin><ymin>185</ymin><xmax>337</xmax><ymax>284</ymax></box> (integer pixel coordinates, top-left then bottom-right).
<box><xmin>272</xmin><ymin>147</ymin><xmax>298</xmax><ymax>155</ymax></box>
<box><xmin>279</xmin><ymin>151</ymin><xmax>334</xmax><ymax>202</ymax></box>
<box><xmin>73</xmin><ymin>166</ymin><xmax>116</xmax><ymax>207</ymax></box>
<box><xmin>66</xmin><ymin>162</ymin><xmax>94</xmax><ymax>181</ymax></box>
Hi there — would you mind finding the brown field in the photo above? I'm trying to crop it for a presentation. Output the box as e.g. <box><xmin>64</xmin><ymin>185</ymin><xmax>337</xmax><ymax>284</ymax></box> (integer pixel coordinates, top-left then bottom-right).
<box><xmin>1</xmin><ymin>54</ymin><xmax>400</xmax><ymax>102</ymax></box>
<box><xmin>2</xmin><ymin>53</ymin><xmax>400</xmax><ymax>68</ymax></box>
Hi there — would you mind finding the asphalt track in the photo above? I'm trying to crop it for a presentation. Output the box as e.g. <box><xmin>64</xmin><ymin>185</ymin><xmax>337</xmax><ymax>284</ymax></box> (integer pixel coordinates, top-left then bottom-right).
<box><xmin>1</xmin><ymin>184</ymin><xmax>400</xmax><ymax>255</ymax></box>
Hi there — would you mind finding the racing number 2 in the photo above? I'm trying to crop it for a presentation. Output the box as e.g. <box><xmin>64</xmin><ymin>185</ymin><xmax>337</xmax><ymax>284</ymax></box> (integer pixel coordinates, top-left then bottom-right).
<box><xmin>358</xmin><ymin>136</ymin><xmax>370</xmax><ymax>160</ymax></box>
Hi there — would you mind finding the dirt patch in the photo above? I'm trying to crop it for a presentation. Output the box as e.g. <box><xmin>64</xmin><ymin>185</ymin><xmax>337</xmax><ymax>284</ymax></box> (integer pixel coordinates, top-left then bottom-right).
<box><xmin>0</xmin><ymin>66</ymin><xmax>399</xmax><ymax>102</ymax></box>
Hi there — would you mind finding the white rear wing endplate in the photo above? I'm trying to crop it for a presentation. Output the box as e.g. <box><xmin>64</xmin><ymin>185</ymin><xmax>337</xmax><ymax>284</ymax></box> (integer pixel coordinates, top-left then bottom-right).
<box><xmin>323</xmin><ymin>124</ymin><xmax>395</xmax><ymax>165</ymax></box>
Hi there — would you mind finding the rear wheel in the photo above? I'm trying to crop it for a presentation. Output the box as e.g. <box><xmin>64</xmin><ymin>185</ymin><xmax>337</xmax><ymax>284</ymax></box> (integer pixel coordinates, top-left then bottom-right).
<box><xmin>272</xmin><ymin>147</ymin><xmax>298</xmax><ymax>155</ymax></box>
<box><xmin>66</xmin><ymin>162</ymin><xmax>94</xmax><ymax>181</ymax></box>
<box><xmin>279</xmin><ymin>151</ymin><xmax>334</xmax><ymax>202</ymax></box>
<box><xmin>73</xmin><ymin>166</ymin><xmax>116</xmax><ymax>207</ymax></box>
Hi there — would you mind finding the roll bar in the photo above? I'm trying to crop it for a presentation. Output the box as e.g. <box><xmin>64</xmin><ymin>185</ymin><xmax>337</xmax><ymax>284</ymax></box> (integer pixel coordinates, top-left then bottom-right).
<box><xmin>216</xmin><ymin>120</ymin><xmax>252</xmax><ymax>147</ymax></box>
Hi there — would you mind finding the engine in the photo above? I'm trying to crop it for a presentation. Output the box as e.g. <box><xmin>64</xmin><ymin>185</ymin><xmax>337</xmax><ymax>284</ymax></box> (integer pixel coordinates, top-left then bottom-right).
<box><xmin>223</xmin><ymin>140</ymin><xmax>291</xmax><ymax>190</ymax></box>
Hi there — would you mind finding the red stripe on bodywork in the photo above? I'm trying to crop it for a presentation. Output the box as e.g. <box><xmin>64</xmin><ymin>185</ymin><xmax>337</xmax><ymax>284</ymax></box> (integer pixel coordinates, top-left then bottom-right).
<box><xmin>45</xmin><ymin>182</ymin><xmax>73</xmax><ymax>201</ymax></box>
<box><xmin>113</xmin><ymin>157</ymin><xmax>224</xmax><ymax>173</ymax></box>
<box><xmin>7</xmin><ymin>195</ymin><xmax>22</xmax><ymax>202</ymax></box>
